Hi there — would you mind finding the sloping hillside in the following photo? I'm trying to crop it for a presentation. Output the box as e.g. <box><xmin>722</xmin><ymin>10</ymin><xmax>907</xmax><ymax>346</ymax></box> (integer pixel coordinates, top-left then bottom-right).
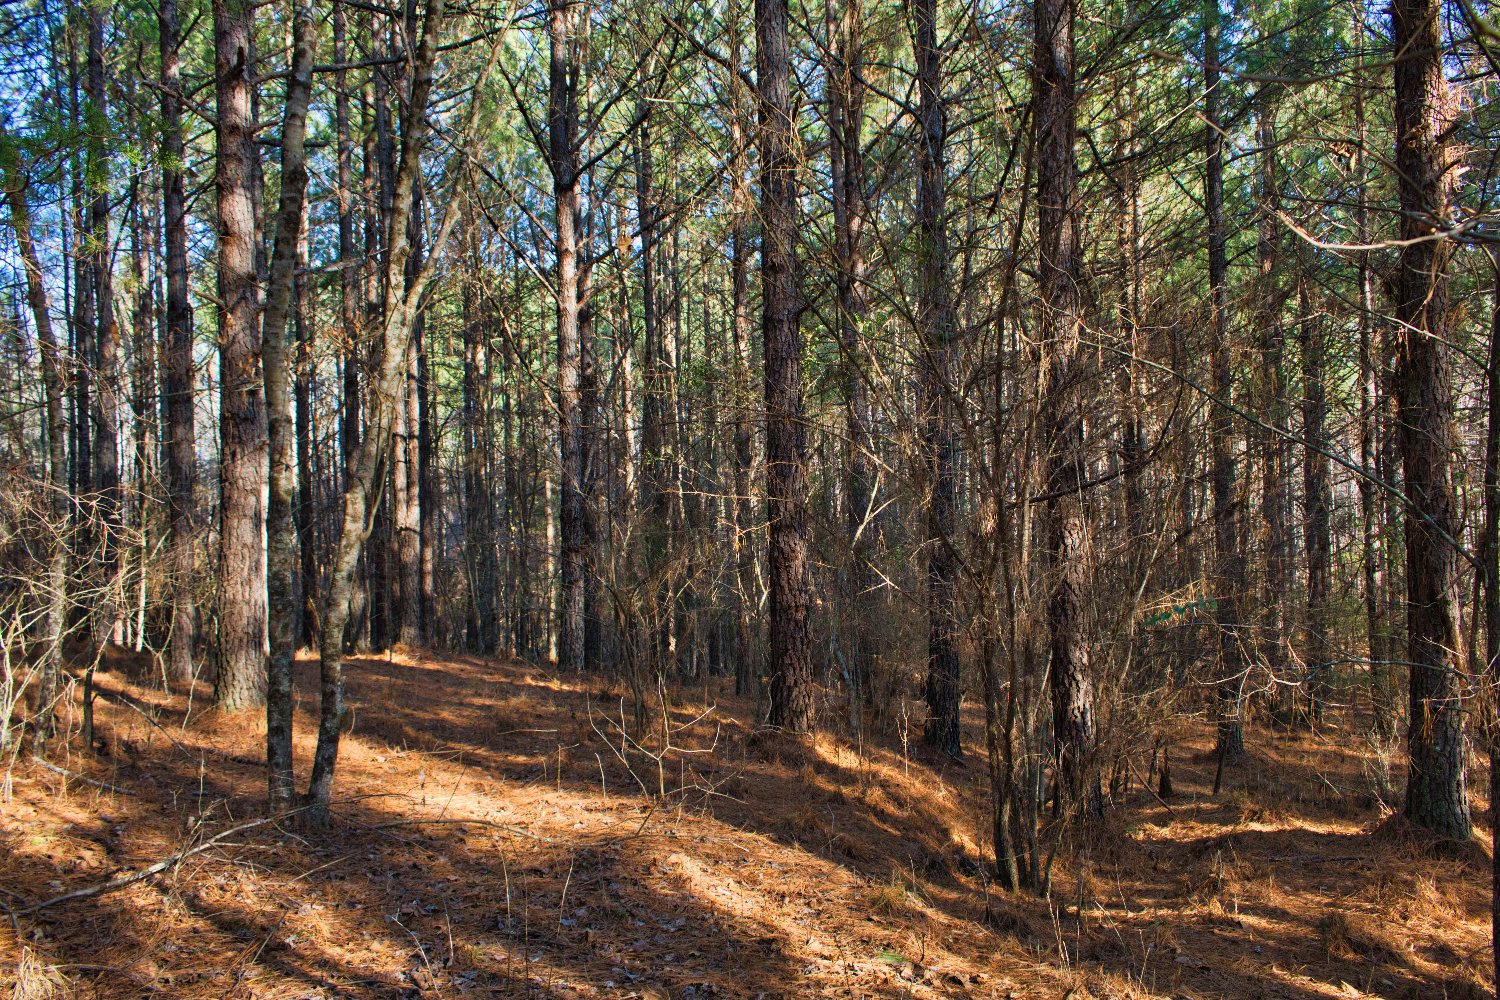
<box><xmin>2</xmin><ymin>650</ymin><xmax>1491</xmax><ymax>999</ymax></box>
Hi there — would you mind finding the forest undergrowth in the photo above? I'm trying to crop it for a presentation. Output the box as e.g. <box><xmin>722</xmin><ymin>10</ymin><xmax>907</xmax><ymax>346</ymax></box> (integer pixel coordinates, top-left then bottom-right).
<box><xmin>1</xmin><ymin>649</ymin><xmax>1491</xmax><ymax>999</ymax></box>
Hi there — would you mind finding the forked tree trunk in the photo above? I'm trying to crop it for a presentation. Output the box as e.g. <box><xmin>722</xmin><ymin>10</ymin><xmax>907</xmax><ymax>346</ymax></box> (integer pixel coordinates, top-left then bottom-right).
<box><xmin>306</xmin><ymin>0</ymin><xmax>468</xmax><ymax>825</ymax></box>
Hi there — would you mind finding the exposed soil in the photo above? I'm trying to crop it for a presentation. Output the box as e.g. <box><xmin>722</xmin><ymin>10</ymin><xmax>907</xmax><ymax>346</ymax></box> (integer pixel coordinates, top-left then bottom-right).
<box><xmin>1</xmin><ymin>649</ymin><xmax>1492</xmax><ymax>998</ymax></box>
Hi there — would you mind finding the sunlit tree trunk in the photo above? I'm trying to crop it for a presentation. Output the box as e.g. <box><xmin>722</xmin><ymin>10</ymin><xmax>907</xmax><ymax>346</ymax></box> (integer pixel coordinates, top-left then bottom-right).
<box><xmin>1391</xmin><ymin>0</ymin><xmax>1470</xmax><ymax>840</ymax></box>
<box><xmin>212</xmin><ymin>0</ymin><xmax>269</xmax><ymax>712</ymax></box>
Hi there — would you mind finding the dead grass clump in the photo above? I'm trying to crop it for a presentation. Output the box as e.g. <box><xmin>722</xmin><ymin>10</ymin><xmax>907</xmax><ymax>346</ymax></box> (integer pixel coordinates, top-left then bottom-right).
<box><xmin>744</xmin><ymin>728</ymin><xmax>810</xmax><ymax>769</ymax></box>
<box><xmin>1219</xmin><ymin>789</ymin><xmax>1284</xmax><ymax>825</ymax></box>
<box><xmin>10</xmin><ymin>946</ymin><xmax>70</xmax><ymax>1000</ymax></box>
<box><xmin>867</xmin><ymin>870</ymin><xmax>922</xmax><ymax>917</ymax></box>
<box><xmin>1318</xmin><ymin>910</ymin><xmax>1399</xmax><ymax>963</ymax></box>
<box><xmin>781</xmin><ymin>806</ymin><xmax>829</xmax><ymax>841</ymax></box>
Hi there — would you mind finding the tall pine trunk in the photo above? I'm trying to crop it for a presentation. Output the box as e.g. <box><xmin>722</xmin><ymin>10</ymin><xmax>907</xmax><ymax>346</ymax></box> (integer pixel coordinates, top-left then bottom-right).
<box><xmin>914</xmin><ymin>0</ymin><xmax>961</xmax><ymax>758</ymax></box>
<box><xmin>160</xmin><ymin>0</ymin><xmax>197</xmax><ymax>687</ymax></box>
<box><xmin>212</xmin><ymin>0</ymin><xmax>269</xmax><ymax>711</ymax></box>
<box><xmin>1391</xmin><ymin>0</ymin><xmax>1471</xmax><ymax>840</ymax></box>
<box><xmin>262</xmin><ymin>0</ymin><xmax>316</xmax><ymax>811</ymax></box>
<box><xmin>756</xmin><ymin>0</ymin><xmax>813</xmax><ymax>731</ymax></box>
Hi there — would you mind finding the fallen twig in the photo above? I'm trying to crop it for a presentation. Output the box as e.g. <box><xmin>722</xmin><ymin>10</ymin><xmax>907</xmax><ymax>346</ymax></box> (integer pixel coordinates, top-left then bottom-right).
<box><xmin>17</xmin><ymin>808</ymin><xmax>311</xmax><ymax>915</ymax></box>
<box><xmin>29</xmin><ymin>756</ymin><xmax>135</xmax><ymax>796</ymax></box>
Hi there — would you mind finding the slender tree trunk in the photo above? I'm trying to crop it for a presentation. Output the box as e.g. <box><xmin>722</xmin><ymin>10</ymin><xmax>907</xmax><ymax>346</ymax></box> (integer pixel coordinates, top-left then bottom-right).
<box><xmin>213</xmin><ymin>0</ymin><xmax>269</xmax><ymax>712</ymax></box>
<box><xmin>307</xmin><ymin>0</ymin><xmax>453</xmax><ymax>824</ymax></box>
<box><xmin>756</xmin><ymin>0</ymin><xmax>813</xmax><ymax>731</ymax></box>
<box><xmin>296</xmin><ymin>208</ymin><xmax>316</xmax><ymax>648</ymax></box>
<box><xmin>261</xmin><ymin>0</ymin><xmax>316</xmax><ymax>811</ymax></box>
<box><xmin>914</xmin><ymin>0</ymin><xmax>961</xmax><ymax>758</ymax></box>
<box><xmin>1391</xmin><ymin>0</ymin><xmax>1471</xmax><ymax>839</ymax></box>
<box><xmin>1204</xmin><ymin>0</ymin><xmax>1244</xmax><ymax>762</ymax></box>
<box><xmin>827</xmin><ymin>0</ymin><xmax>876</xmax><ymax>724</ymax></box>
<box><xmin>1255</xmin><ymin>106</ymin><xmax>1290</xmax><ymax>715</ymax></box>
<box><xmin>1479</xmin><ymin>251</ymin><xmax>1500</xmax><ymax>992</ymax></box>
<box><xmin>550</xmin><ymin>0</ymin><xmax>586</xmax><ymax>673</ymax></box>
<box><xmin>727</xmin><ymin>11</ymin><xmax>758</xmax><ymax>697</ymax></box>
<box><xmin>160</xmin><ymin>0</ymin><xmax>197</xmax><ymax>687</ymax></box>
<box><xmin>87</xmin><ymin>5</ymin><xmax>122</xmax><ymax>650</ymax></box>
<box><xmin>1352</xmin><ymin>31</ymin><xmax>1395</xmax><ymax>734</ymax></box>
<box><xmin>1035</xmin><ymin>0</ymin><xmax>1095</xmax><ymax>799</ymax></box>
<box><xmin>2</xmin><ymin>163</ymin><xmax>71</xmax><ymax>743</ymax></box>
<box><xmin>1300</xmin><ymin>273</ymin><xmax>1332</xmax><ymax>722</ymax></box>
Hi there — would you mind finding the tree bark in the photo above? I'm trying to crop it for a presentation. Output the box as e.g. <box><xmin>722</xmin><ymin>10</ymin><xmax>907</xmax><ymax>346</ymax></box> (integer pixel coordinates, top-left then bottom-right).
<box><xmin>1391</xmin><ymin>0</ymin><xmax>1471</xmax><ymax>840</ymax></box>
<box><xmin>827</xmin><ymin>0</ymin><xmax>876</xmax><ymax>726</ymax></box>
<box><xmin>2</xmin><ymin>160</ymin><xmax>71</xmax><ymax>744</ymax></box>
<box><xmin>86</xmin><ymin>5</ymin><xmax>122</xmax><ymax>651</ymax></box>
<box><xmin>160</xmin><ymin>0</ymin><xmax>197</xmax><ymax>687</ymax></box>
<box><xmin>1204</xmin><ymin>0</ymin><xmax>1244</xmax><ymax>762</ymax></box>
<box><xmin>1300</xmin><ymin>272</ymin><xmax>1332</xmax><ymax>722</ymax></box>
<box><xmin>307</xmin><ymin>0</ymin><xmax>455</xmax><ymax>824</ymax></box>
<box><xmin>549</xmin><ymin>0</ymin><xmax>587</xmax><ymax>673</ymax></box>
<box><xmin>212</xmin><ymin>0</ymin><xmax>269</xmax><ymax>712</ymax></box>
<box><xmin>756</xmin><ymin>0</ymin><xmax>814</xmax><ymax>731</ymax></box>
<box><xmin>914</xmin><ymin>0</ymin><xmax>961</xmax><ymax>759</ymax></box>
<box><xmin>1035</xmin><ymin>0</ymin><xmax>1095</xmax><ymax>799</ymax></box>
<box><xmin>261</xmin><ymin>0</ymin><xmax>317</xmax><ymax>812</ymax></box>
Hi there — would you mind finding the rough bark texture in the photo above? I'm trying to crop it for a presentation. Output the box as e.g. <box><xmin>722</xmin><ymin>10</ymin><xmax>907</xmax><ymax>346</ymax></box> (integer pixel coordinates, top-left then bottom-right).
<box><xmin>827</xmin><ymin>0</ymin><xmax>876</xmax><ymax>724</ymax></box>
<box><xmin>262</xmin><ymin>0</ymin><xmax>316</xmax><ymax>811</ymax></box>
<box><xmin>914</xmin><ymin>0</ymin><xmax>961</xmax><ymax>759</ymax></box>
<box><xmin>1300</xmin><ymin>275</ymin><xmax>1332</xmax><ymax>720</ymax></box>
<box><xmin>550</xmin><ymin>0</ymin><xmax>587</xmax><ymax>673</ymax></box>
<box><xmin>1255</xmin><ymin>106</ymin><xmax>1290</xmax><ymax>707</ymax></box>
<box><xmin>307</xmin><ymin>0</ymin><xmax>453</xmax><ymax>824</ymax></box>
<box><xmin>212</xmin><ymin>0</ymin><xmax>269</xmax><ymax>712</ymax></box>
<box><xmin>161</xmin><ymin>0</ymin><xmax>197</xmax><ymax>687</ymax></box>
<box><xmin>1204</xmin><ymin>0</ymin><xmax>1244</xmax><ymax>761</ymax></box>
<box><xmin>1391</xmin><ymin>0</ymin><xmax>1471</xmax><ymax>840</ymax></box>
<box><xmin>3</xmin><ymin>163</ymin><xmax>70</xmax><ymax>743</ymax></box>
<box><xmin>1035</xmin><ymin>0</ymin><xmax>1096</xmax><ymax>798</ymax></box>
<box><xmin>87</xmin><ymin>5</ymin><xmax>122</xmax><ymax>649</ymax></box>
<box><xmin>756</xmin><ymin>0</ymin><xmax>814</xmax><ymax>732</ymax></box>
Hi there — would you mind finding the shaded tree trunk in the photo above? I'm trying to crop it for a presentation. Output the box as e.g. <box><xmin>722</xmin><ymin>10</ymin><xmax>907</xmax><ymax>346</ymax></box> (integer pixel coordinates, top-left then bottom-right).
<box><xmin>307</xmin><ymin>0</ymin><xmax>455</xmax><ymax>824</ymax></box>
<box><xmin>914</xmin><ymin>0</ymin><xmax>961</xmax><ymax>759</ymax></box>
<box><xmin>1204</xmin><ymin>0</ymin><xmax>1244</xmax><ymax>762</ymax></box>
<box><xmin>160</xmin><ymin>0</ymin><xmax>197</xmax><ymax>687</ymax></box>
<box><xmin>1299</xmin><ymin>273</ymin><xmax>1332</xmax><ymax>722</ymax></box>
<box><xmin>1035</xmin><ymin>0</ymin><xmax>1096</xmax><ymax>799</ymax></box>
<box><xmin>549</xmin><ymin>0</ymin><xmax>587</xmax><ymax>672</ymax></box>
<box><xmin>756</xmin><ymin>0</ymin><xmax>813</xmax><ymax>731</ymax></box>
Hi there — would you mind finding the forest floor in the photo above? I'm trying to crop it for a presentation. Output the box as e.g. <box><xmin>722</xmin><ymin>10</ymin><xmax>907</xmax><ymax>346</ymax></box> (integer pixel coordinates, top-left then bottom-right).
<box><xmin>1</xmin><ymin>647</ymin><xmax>1493</xmax><ymax>999</ymax></box>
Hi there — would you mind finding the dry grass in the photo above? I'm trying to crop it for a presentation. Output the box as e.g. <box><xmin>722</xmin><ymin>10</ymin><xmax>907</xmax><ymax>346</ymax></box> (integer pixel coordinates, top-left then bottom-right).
<box><xmin>0</xmin><ymin>649</ymin><xmax>1494</xmax><ymax>999</ymax></box>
